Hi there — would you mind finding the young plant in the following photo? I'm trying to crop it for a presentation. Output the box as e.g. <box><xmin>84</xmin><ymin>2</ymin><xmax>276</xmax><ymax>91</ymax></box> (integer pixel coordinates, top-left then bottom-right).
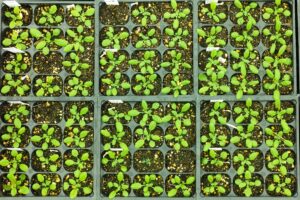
<box><xmin>30</xmin><ymin>28</ymin><xmax>62</xmax><ymax>55</ymax></box>
<box><xmin>66</xmin><ymin>76</ymin><xmax>93</xmax><ymax>97</ymax></box>
<box><xmin>133</xmin><ymin>74</ymin><xmax>159</xmax><ymax>95</ymax></box>
<box><xmin>4</xmin><ymin>6</ymin><xmax>24</xmax><ymax>28</ymax></box>
<box><xmin>37</xmin><ymin>5</ymin><xmax>63</xmax><ymax>25</ymax></box>
<box><xmin>263</xmin><ymin>69</ymin><xmax>292</xmax><ymax>95</ymax></box>
<box><xmin>263</xmin><ymin>0</ymin><xmax>291</xmax><ymax>22</ymax></box>
<box><xmin>66</xmin><ymin>105</ymin><xmax>90</xmax><ymax>127</ymax></box>
<box><xmin>63</xmin><ymin>52</ymin><xmax>91</xmax><ymax>76</ymax></box>
<box><xmin>129</xmin><ymin>51</ymin><xmax>157</xmax><ymax>74</ymax></box>
<box><xmin>69</xmin><ymin>5</ymin><xmax>95</xmax><ymax>27</ymax></box>
<box><xmin>134</xmin><ymin>27</ymin><xmax>159</xmax><ymax>48</ymax></box>
<box><xmin>265</xmin><ymin>125</ymin><xmax>294</xmax><ymax>148</ymax></box>
<box><xmin>2</xmin><ymin>29</ymin><xmax>30</xmax><ymax>50</ymax></box>
<box><xmin>267</xmin><ymin>148</ymin><xmax>294</xmax><ymax>175</ymax></box>
<box><xmin>1</xmin><ymin>74</ymin><xmax>31</xmax><ymax>96</ymax></box>
<box><xmin>56</xmin><ymin>26</ymin><xmax>94</xmax><ymax>53</ymax></box>
<box><xmin>64</xmin><ymin>127</ymin><xmax>91</xmax><ymax>148</ymax></box>
<box><xmin>135</xmin><ymin>127</ymin><xmax>162</xmax><ymax>148</ymax></box>
<box><xmin>202</xmin><ymin>150</ymin><xmax>229</xmax><ymax>169</ymax></box>
<box><xmin>164</xmin><ymin>27</ymin><xmax>189</xmax><ymax>49</ymax></box>
<box><xmin>2</xmin><ymin>173</ymin><xmax>29</xmax><ymax>196</ymax></box>
<box><xmin>234</xmin><ymin>173</ymin><xmax>262</xmax><ymax>197</ymax></box>
<box><xmin>101</xmin><ymin>73</ymin><xmax>130</xmax><ymax>96</ymax></box>
<box><xmin>132</xmin><ymin>5</ymin><xmax>158</xmax><ymax>26</ymax></box>
<box><xmin>1</xmin><ymin>125</ymin><xmax>27</xmax><ymax>148</ymax></box>
<box><xmin>31</xmin><ymin>124</ymin><xmax>61</xmax><ymax>150</ymax></box>
<box><xmin>100</xmin><ymin>51</ymin><xmax>126</xmax><ymax>73</ymax></box>
<box><xmin>162</xmin><ymin>74</ymin><xmax>190</xmax><ymax>97</ymax></box>
<box><xmin>198</xmin><ymin>73</ymin><xmax>230</xmax><ymax>96</ymax></box>
<box><xmin>64</xmin><ymin>149</ymin><xmax>91</xmax><ymax>171</ymax></box>
<box><xmin>263</xmin><ymin>47</ymin><xmax>292</xmax><ymax>71</ymax></box>
<box><xmin>63</xmin><ymin>171</ymin><xmax>92</xmax><ymax>199</ymax></box>
<box><xmin>32</xmin><ymin>174</ymin><xmax>59</xmax><ymax>196</ymax></box>
<box><xmin>200</xmin><ymin>2</ymin><xmax>226</xmax><ymax>23</ymax></box>
<box><xmin>168</xmin><ymin>102</ymin><xmax>193</xmax><ymax>127</ymax></box>
<box><xmin>202</xmin><ymin>174</ymin><xmax>228</xmax><ymax>196</ymax></box>
<box><xmin>101</xmin><ymin>106</ymin><xmax>139</xmax><ymax>124</ymax></box>
<box><xmin>200</xmin><ymin>124</ymin><xmax>229</xmax><ymax>151</ymax></box>
<box><xmin>34</xmin><ymin>150</ymin><xmax>60</xmax><ymax>172</ymax></box>
<box><xmin>233</xmin><ymin>98</ymin><xmax>261</xmax><ymax>124</ymax></box>
<box><xmin>3</xmin><ymin>104</ymin><xmax>29</xmax><ymax>129</ymax></box>
<box><xmin>201</xmin><ymin>50</ymin><xmax>227</xmax><ymax>76</ymax></box>
<box><xmin>101</xmin><ymin>124</ymin><xmax>129</xmax><ymax>153</ymax></box>
<box><xmin>197</xmin><ymin>26</ymin><xmax>226</xmax><ymax>47</ymax></box>
<box><xmin>161</xmin><ymin>50</ymin><xmax>192</xmax><ymax>75</ymax></box>
<box><xmin>107</xmin><ymin>172</ymin><xmax>130</xmax><ymax>198</ymax></box>
<box><xmin>233</xmin><ymin>151</ymin><xmax>260</xmax><ymax>175</ymax></box>
<box><xmin>267</xmin><ymin>174</ymin><xmax>294</xmax><ymax>196</ymax></box>
<box><xmin>163</xmin><ymin>0</ymin><xmax>191</xmax><ymax>29</ymax></box>
<box><xmin>205</xmin><ymin>102</ymin><xmax>229</xmax><ymax>125</ymax></box>
<box><xmin>167</xmin><ymin>175</ymin><xmax>195</xmax><ymax>197</ymax></box>
<box><xmin>0</xmin><ymin>150</ymin><xmax>28</xmax><ymax>174</ymax></box>
<box><xmin>131</xmin><ymin>174</ymin><xmax>164</xmax><ymax>197</ymax></box>
<box><xmin>165</xmin><ymin>125</ymin><xmax>190</xmax><ymax>151</ymax></box>
<box><xmin>34</xmin><ymin>76</ymin><xmax>61</xmax><ymax>96</ymax></box>
<box><xmin>231</xmin><ymin>49</ymin><xmax>259</xmax><ymax>75</ymax></box>
<box><xmin>101</xmin><ymin>26</ymin><xmax>129</xmax><ymax>50</ymax></box>
<box><xmin>3</xmin><ymin>53</ymin><xmax>29</xmax><ymax>75</ymax></box>
<box><xmin>231</xmin><ymin>74</ymin><xmax>260</xmax><ymax>99</ymax></box>
<box><xmin>233</xmin><ymin>0</ymin><xmax>258</xmax><ymax>26</ymax></box>
<box><xmin>231</xmin><ymin>123</ymin><xmax>260</xmax><ymax>148</ymax></box>
<box><xmin>101</xmin><ymin>150</ymin><xmax>129</xmax><ymax>172</ymax></box>
<box><xmin>231</xmin><ymin>26</ymin><xmax>260</xmax><ymax>48</ymax></box>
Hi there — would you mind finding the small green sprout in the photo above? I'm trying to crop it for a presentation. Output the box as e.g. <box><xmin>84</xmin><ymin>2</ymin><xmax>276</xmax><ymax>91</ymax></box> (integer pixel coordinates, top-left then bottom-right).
<box><xmin>2</xmin><ymin>173</ymin><xmax>29</xmax><ymax>196</ymax></box>
<box><xmin>64</xmin><ymin>149</ymin><xmax>91</xmax><ymax>171</ymax></box>
<box><xmin>64</xmin><ymin>127</ymin><xmax>92</xmax><ymax>148</ymax></box>
<box><xmin>267</xmin><ymin>148</ymin><xmax>294</xmax><ymax>175</ymax></box>
<box><xmin>4</xmin><ymin>6</ymin><xmax>23</xmax><ymax>28</ymax></box>
<box><xmin>161</xmin><ymin>50</ymin><xmax>192</xmax><ymax>75</ymax></box>
<box><xmin>200</xmin><ymin>124</ymin><xmax>229</xmax><ymax>151</ymax></box>
<box><xmin>1</xmin><ymin>74</ymin><xmax>31</xmax><ymax>96</ymax></box>
<box><xmin>267</xmin><ymin>174</ymin><xmax>294</xmax><ymax>196</ymax></box>
<box><xmin>69</xmin><ymin>5</ymin><xmax>95</xmax><ymax>27</ymax></box>
<box><xmin>200</xmin><ymin>2</ymin><xmax>226</xmax><ymax>23</ymax></box>
<box><xmin>131</xmin><ymin>174</ymin><xmax>164</xmax><ymax>197</ymax></box>
<box><xmin>0</xmin><ymin>150</ymin><xmax>28</xmax><ymax>174</ymax></box>
<box><xmin>133</xmin><ymin>74</ymin><xmax>159</xmax><ymax>95</ymax></box>
<box><xmin>129</xmin><ymin>51</ymin><xmax>157</xmax><ymax>74</ymax></box>
<box><xmin>31</xmin><ymin>124</ymin><xmax>61</xmax><ymax>150</ymax></box>
<box><xmin>197</xmin><ymin>26</ymin><xmax>226</xmax><ymax>47</ymax></box>
<box><xmin>164</xmin><ymin>27</ymin><xmax>189</xmax><ymax>49</ymax></box>
<box><xmin>3</xmin><ymin>53</ymin><xmax>29</xmax><ymax>75</ymax></box>
<box><xmin>2</xmin><ymin>29</ymin><xmax>30</xmax><ymax>50</ymax></box>
<box><xmin>167</xmin><ymin>175</ymin><xmax>195</xmax><ymax>197</ymax></box>
<box><xmin>231</xmin><ymin>49</ymin><xmax>259</xmax><ymax>74</ymax></box>
<box><xmin>66</xmin><ymin>76</ymin><xmax>93</xmax><ymax>97</ymax></box>
<box><xmin>234</xmin><ymin>173</ymin><xmax>262</xmax><ymax>197</ymax></box>
<box><xmin>66</xmin><ymin>105</ymin><xmax>90</xmax><ymax>127</ymax></box>
<box><xmin>100</xmin><ymin>51</ymin><xmax>127</xmax><ymax>73</ymax></box>
<box><xmin>162</xmin><ymin>74</ymin><xmax>190</xmax><ymax>97</ymax></box>
<box><xmin>132</xmin><ymin>5</ymin><xmax>158</xmax><ymax>26</ymax></box>
<box><xmin>233</xmin><ymin>151</ymin><xmax>260</xmax><ymax>175</ymax></box>
<box><xmin>32</xmin><ymin>174</ymin><xmax>60</xmax><ymax>196</ymax></box>
<box><xmin>233</xmin><ymin>0</ymin><xmax>258</xmax><ymax>26</ymax></box>
<box><xmin>34</xmin><ymin>76</ymin><xmax>61</xmax><ymax>97</ymax></box>
<box><xmin>63</xmin><ymin>52</ymin><xmax>91</xmax><ymax>76</ymax></box>
<box><xmin>198</xmin><ymin>73</ymin><xmax>230</xmax><ymax>96</ymax></box>
<box><xmin>3</xmin><ymin>104</ymin><xmax>29</xmax><ymax>128</ymax></box>
<box><xmin>101</xmin><ymin>26</ymin><xmax>129</xmax><ymax>49</ymax></box>
<box><xmin>101</xmin><ymin>73</ymin><xmax>130</xmax><ymax>96</ymax></box>
<box><xmin>36</xmin><ymin>5</ymin><xmax>63</xmax><ymax>25</ymax></box>
<box><xmin>34</xmin><ymin>149</ymin><xmax>60</xmax><ymax>172</ymax></box>
<box><xmin>202</xmin><ymin>174</ymin><xmax>228</xmax><ymax>196</ymax></box>
<box><xmin>163</xmin><ymin>0</ymin><xmax>191</xmax><ymax>29</ymax></box>
<box><xmin>1</xmin><ymin>125</ymin><xmax>28</xmax><ymax>148</ymax></box>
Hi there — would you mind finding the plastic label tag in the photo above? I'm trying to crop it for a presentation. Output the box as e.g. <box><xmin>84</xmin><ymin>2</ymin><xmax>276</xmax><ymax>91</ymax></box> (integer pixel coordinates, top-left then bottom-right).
<box><xmin>3</xmin><ymin>0</ymin><xmax>21</xmax><ymax>7</ymax></box>
<box><xmin>104</xmin><ymin>0</ymin><xmax>119</xmax><ymax>5</ymax></box>
<box><xmin>205</xmin><ymin>0</ymin><xmax>218</xmax><ymax>4</ymax></box>
<box><xmin>109</xmin><ymin>100</ymin><xmax>123</xmax><ymax>103</ymax></box>
<box><xmin>66</xmin><ymin>4</ymin><xmax>75</xmax><ymax>9</ymax></box>
<box><xmin>218</xmin><ymin>57</ymin><xmax>226</xmax><ymax>63</ymax></box>
<box><xmin>210</xmin><ymin>99</ymin><xmax>223</xmax><ymax>102</ymax></box>
<box><xmin>206</xmin><ymin>47</ymin><xmax>220</xmax><ymax>52</ymax></box>
<box><xmin>226</xmin><ymin>123</ymin><xmax>237</xmax><ymax>129</ymax></box>
<box><xmin>3</xmin><ymin>47</ymin><xmax>24</xmax><ymax>53</ymax></box>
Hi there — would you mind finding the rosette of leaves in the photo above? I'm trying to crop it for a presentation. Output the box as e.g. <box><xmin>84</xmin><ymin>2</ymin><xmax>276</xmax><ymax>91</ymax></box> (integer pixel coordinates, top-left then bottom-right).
<box><xmin>129</xmin><ymin>50</ymin><xmax>157</xmax><ymax>74</ymax></box>
<box><xmin>266</xmin><ymin>101</ymin><xmax>294</xmax><ymax>122</ymax></box>
<box><xmin>233</xmin><ymin>151</ymin><xmax>261</xmax><ymax>175</ymax></box>
<box><xmin>131</xmin><ymin>174</ymin><xmax>164</xmax><ymax>197</ymax></box>
<box><xmin>233</xmin><ymin>98</ymin><xmax>262</xmax><ymax>124</ymax></box>
<box><xmin>101</xmin><ymin>73</ymin><xmax>130</xmax><ymax>96</ymax></box>
<box><xmin>202</xmin><ymin>174</ymin><xmax>229</xmax><ymax>196</ymax></box>
<box><xmin>134</xmin><ymin>127</ymin><xmax>162</xmax><ymax>149</ymax></box>
<box><xmin>198</xmin><ymin>73</ymin><xmax>230</xmax><ymax>96</ymax></box>
<box><xmin>200</xmin><ymin>123</ymin><xmax>229</xmax><ymax>151</ymax></box>
<box><xmin>101</xmin><ymin>150</ymin><xmax>129</xmax><ymax>172</ymax></box>
<box><xmin>66</xmin><ymin>105</ymin><xmax>90</xmax><ymax>127</ymax></box>
<box><xmin>200</xmin><ymin>2</ymin><xmax>227</xmax><ymax>23</ymax></box>
<box><xmin>3</xmin><ymin>53</ymin><xmax>29</xmax><ymax>75</ymax></box>
<box><xmin>230</xmin><ymin>25</ymin><xmax>260</xmax><ymax>48</ymax></box>
<box><xmin>163</xmin><ymin>0</ymin><xmax>190</xmax><ymax>29</ymax></box>
<box><xmin>164</xmin><ymin>27</ymin><xmax>189</xmax><ymax>49</ymax></box>
<box><xmin>63</xmin><ymin>171</ymin><xmax>93</xmax><ymax>198</ymax></box>
<box><xmin>100</xmin><ymin>50</ymin><xmax>127</xmax><ymax>73</ymax></box>
<box><xmin>4</xmin><ymin>6</ymin><xmax>23</xmax><ymax>28</ymax></box>
<box><xmin>37</xmin><ymin>5</ymin><xmax>63</xmax><ymax>26</ymax></box>
<box><xmin>263</xmin><ymin>0</ymin><xmax>291</xmax><ymax>22</ymax></box>
<box><xmin>0</xmin><ymin>150</ymin><xmax>28</xmax><ymax>174</ymax></box>
<box><xmin>2</xmin><ymin>173</ymin><xmax>30</xmax><ymax>196</ymax></box>
<box><xmin>101</xmin><ymin>26</ymin><xmax>129</xmax><ymax>50</ymax></box>
<box><xmin>133</xmin><ymin>73</ymin><xmax>159</xmax><ymax>95</ymax></box>
<box><xmin>231</xmin><ymin>73</ymin><xmax>260</xmax><ymax>99</ymax></box>
<box><xmin>66</xmin><ymin>76</ymin><xmax>93</xmax><ymax>97</ymax></box>
<box><xmin>233</xmin><ymin>0</ymin><xmax>258</xmax><ymax>26</ymax></box>
<box><xmin>263</xmin><ymin>68</ymin><xmax>292</xmax><ymax>95</ymax></box>
<box><xmin>101</xmin><ymin>105</ymin><xmax>138</xmax><ymax>124</ymax></box>
<box><xmin>34</xmin><ymin>76</ymin><xmax>62</xmax><ymax>97</ymax></box>
<box><xmin>263</xmin><ymin>46</ymin><xmax>292</xmax><ymax>71</ymax></box>
<box><xmin>201</xmin><ymin>150</ymin><xmax>229</xmax><ymax>169</ymax></box>
<box><xmin>31</xmin><ymin>124</ymin><xmax>61</xmax><ymax>150</ymax></box>
<box><xmin>267</xmin><ymin>148</ymin><xmax>295</xmax><ymax>175</ymax></box>
<box><xmin>203</xmin><ymin>101</ymin><xmax>229</xmax><ymax>125</ymax></box>
<box><xmin>64</xmin><ymin>149</ymin><xmax>91</xmax><ymax>172</ymax></box>
<box><xmin>134</xmin><ymin>27</ymin><xmax>159</xmax><ymax>48</ymax></box>
<box><xmin>231</xmin><ymin>123</ymin><xmax>261</xmax><ymax>148</ymax></box>
<box><xmin>34</xmin><ymin>150</ymin><xmax>60</xmax><ymax>172</ymax></box>
<box><xmin>63</xmin><ymin>52</ymin><xmax>91</xmax><ymax>77</ymax></box>
<box><xmin>165</xmin><ymin>125</ymin><xmax>190</xmax><ymax>151</ymax></box>
<box><xmin>231</xmin><ymin>49</ymin><xmax>259</xmax><ymax>74</ymax></box>
<box><xmin>162</xmin><ymin>74</ymin><xmax>190</xmax><ymax>97</ymax></box>
<box><xmin>1</xmin><ymin>125</ymin><xmax>28</xmax><ymax>148</ymax></box>
<box><xmin>0</xmin><ymin>74</ymin><xmax>31</xmax><ymax>96</ymax></box>
<box><xmin>168</xmin><ymin>103</ymin><xmax>193</xmax><ymax>127</ymax></box>
<box><xmin>32</xmin><ymin>174</ymin><xmax>60</xmax><ymax>196</ymax></box>
<box><xmin>69</xmin><ymin>5</ymin><xmax>95</xmax><ymax>27</ymax></box>
<box><xmin>2</xmin><ymin>29</ymin><xmax>30</xmax><ymax>50</ymax></box>
<box><xmin>3</xmin><ymin>105</ymin><xmax>29</xmax><ymax>129</ymax></box>
<box><xmin>167</xmin><ymin>175</ymin><xmax>195</xmax><ymax>197</ymax></box>
<box><xmin>234</xmin><ymin>173</ymin><xmax>262</xmax><ymax>197</ymax></box>
<box><xmin>161</xmin><ymin>50</ymin><xmax>192</xmax><ymax>74</ymax></box>
<box><xmin>265</xmin><ymin>125</ymin><xmax>294</xmax><ymax>148</ymax></box>
<box><xmin>64</xmin><ymin>127</ymin><xmax>91</xmax><ymax>148</ymax></box>
<box><xmin>132</xmin><ymin>5</ymin><xmax>158</xmax><ymax>26</ymax></box>
<box><xmin>267</xmin><ymin>174</ymin><xmax>295</xmax><ymax>196</ymax></box>
<box><xmin>197</xmin><ymin>26</ymin><xmax>226</xmax><ymax>47</ymax></box>
<box><xmin>106</xmin><ymin>172</ymin><xmax>130</xmax><ymax>199</ymax></box>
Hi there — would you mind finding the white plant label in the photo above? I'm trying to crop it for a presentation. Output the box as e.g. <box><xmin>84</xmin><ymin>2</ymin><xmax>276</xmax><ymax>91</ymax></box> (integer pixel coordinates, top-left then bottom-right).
<box><xmin>3</xmin><ymin>0</ymin><xmax>21</xmax><ymax>7</ymax></box>
<box><xmin>3</xmin><ymin>47</ymin><xmax>24</xmax><ymax>53</ymax></box>
<box><xmin>104</xmin><ymin>0</ymin><xmax>119</xmax><ymax>5</ymax></box>
<box><xmin>66</xmin><ymin>4</ymin><xmax>75</xmax><ymax>9</ymax></box>
<box><xmin>210</xmin><ymin>99</ymin><xmax>223</xmax><ymax>102</ymax></box>
<box><xmin>205</xmin><ymin>0</ymin><xmax>218</xmax><ymax>4</ymax></box>
<box><xmin>109</xmin><ymin>100</ymin><xmax>123</xmax><ymax>103</ymax></box>
<box><xmin>206</xmin><ymin>46</ymin><xmax>220</xmax><ymax>52</ymax></box>
<box><xmin>218</xmin><ymin>57</ymin><xmax>226</xmax><ymax>63</ymax></box>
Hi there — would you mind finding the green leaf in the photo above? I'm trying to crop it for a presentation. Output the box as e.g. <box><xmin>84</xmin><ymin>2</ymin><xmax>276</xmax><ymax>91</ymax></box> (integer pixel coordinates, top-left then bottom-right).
<box><xmin>131</xmin><ymin>182</ymin><xmax>142</xmax><ymax>190</ymax></box>
<box><xmin>168</xmin><ymin>188</ymin><xmax>177</xmax><ymax>197</ymax></box>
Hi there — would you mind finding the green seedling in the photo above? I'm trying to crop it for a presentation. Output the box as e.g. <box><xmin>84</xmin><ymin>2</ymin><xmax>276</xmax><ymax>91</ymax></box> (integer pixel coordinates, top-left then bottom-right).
<box><xmin>67</xmin><ymin>76</ymin><xmax>93</xmax><ymax>97</ymax></box>
<box><xmin>100</xmin><ymin>51</ymin><xmax>126</xmax><ymax>73</ymax></box>
<box><xmin>66</xmin><ymin>105</ymin><xmax>90</xmax><ymax>127</ymax></box>
<box><xmin>234</xmin><ymin>172</ymin><xmax>262</xmax><ymax>197</ymax></box>
<box><xmin>132</xmin><ymin>5</ymin><xmax>158</xmax><ymax>26</ymax></box>
<box><xmin>231</xmin><ymin>26</ymin><xmax>260</xmax><ymax>49</ymax></box>
<box><xmin>129</xmin><ymin>51</ymin><xmax>157</xmax><ymax>74</ymax></box>
<box><xmin>5</xmin><ymin>6</ymin><xmax>23</xmax><ymax>28</ymax></box>
<box><xmin>267</xmin><ymin>148</ymin><xmax>294</xmax><ymax>175</ymax></box>
<box><xmin>263</xmin><ymin>47</ymin><xmax>292</xmax><ymax>71</ymax></box>
<box><xmin>262</xmin><ymin>16</ymin><xmax>293</xmax><ymax>53</ymax></box>
<box><xmin>233</xmin><ymin>151</ymin><xmax>259</xmax><ymax>175</ymax></box>
<box><xmin>169</xmin><ymin>102</ymin><xmax>192</xmax><ymax>127</ymax></box>
<box><xmin>2</xmin><ymin>173</ymin><xmax>29</xmax><ymax>196</ymax></box>
<box><xmin>167</xmin><ymin>175</ymin><xmax>195</xmax><ymax>197</ymax></box>
<box><xmin>264</xmin><ymin>69</ymin><xmax>292</xmax><ymax>94</ymax></box>
<box><xmin>135</xmin><ymin>127</ymin><xmax>162</xmax><ymax>149</ymax></box>
<box><xmin>56</xmin><ymin>25</ymin><xmax>94</xmax><ymax>53</ymax></box>
<box><xmin>63</xmin><ymin>52</ymin><xmax>91</xmax><ymax>77</ymax></box>
<box><xmin>69</xmin><ymin>5</ymin><xmax>95</xmax><ymax>27</ymax></box>
<box><xmin>31</xmin><ymin>124</ymin><xmax>60</xmax><ymax>150</ymax></box>
<box><xmin>267</xmin><ymin>174</ymin><xmax>293</xmax><ymax>196</ymax></box>
<box><xmin>131</xmin><ymin>174</ymin><xmax>164</xmax><ymax>197</ymax></box>
<box><xmin>1</xmin><ymin>125</ymin><xmax>27</xmax><ymax>148</ymax></box>
<box><xmin>231</xmin><ymin>74</ymin><xmax>260</xmax><ymax>99</ymax></box>
<box><xmin>64</xmin><ymin>127</ymin><xmax>91</xmax><ymax>148</ymax></box>
<box><xmin>231</xmin><ymin>49</ymin><xmax>259</xmax><ymax>75</ymax></box>
<box><xmin>202</xmin><ymin>150</ymin><xmax>229</xmax><ymax>168</ymax></box>
<box><xmin>197</xmin><ymin>26</ymin><xmax>226</xmax><ymax>47</ymax></box>
<box><xmin>163</xmin><ymin>0</ymin><xmax>190</xmax><ymax>29</ymax></box>
<box><xmin>30</xmin><ymin>28</ymin><xmax>62</xmax><ymax>55</ymax></box>
<box><xmin>0</xmin><ymin>150</ymin><xmax>28</xmax><ymax>174</ymax></box>
<box><xmin>32</xmin><ymin>174</ymin><xmax>59</xmax><ymax>196</ymax></box>
<box><xmin>102</xmin><ymin>150</ymin><xmax>129</xmax><ymax>172</ymax></box>
<box><xmin>101</xmin><ymin>73</ymin><xmax>130</xmax><ymax>96</ymax></box>
<box><xmin>263</xmin><ymin>0</ymin><xmax>291</xmax><ymax>21</ymax></box>
<box><xmin>2</xmin><ymin>29</ymin><xmax>30</xmax><ymax>50</ymax></box>
<box><xmin>200</xmin><ymin>124</ymin><xmax>229</xmax><ymax>151</ymax></box>
<box><xmin>1</xmin><ymin>74</ymin><xmax>30</xmax><ymax>96</ymax></box>
<box><xmin>65</xmin><ymin>149</ymin><xmax>90</xmax><ymax>171</ymax></box>
<box><xmin>135</xmin><ymin>28</ymin><xmax>158</xmax><ymax>48</ymax></box>
<box><xmin>101</xmin><ymin>26</ymin><xmax>129</xmax><ymax>50</ymax></box>
<box><xmin>233</xmin><ymin>0</ymin><xmax>258</xmax><ymax>26</ymax></box>
<box><xmin>101</xmin><ymin>106</ymin><xmax>139</xmax><ymax>124</ymax></box>
<box><xmin>162</xmin><ymin>74</ymin><xmax>190</xmax><ymax>97</ymax></box>
<box><xmin>161</xmin><ymin>50</ymin><xmax>191</xmax><ymax>75</ymax></box>
<box><xmin>198</xmin><ymin>73</ymin><xmax>230</xmax><ymax>96</ymax></box>
<box><xmin>202</xmin><ymin>174</ymin><xmax>227</xmax><ymax>195</ymax></box>
<box><xmin>133</xmin><ymin>74</ymin><xmax>158</xmax><ymax>95</ymax></box>
<box><xmin>34</xmin><ymin>76</ymin><xmax>61</xmax><ymax>96</ymax></box>
<box><xmin>3</xmin><ymin>104</ymin><xmax>29</xmax><ymax>129</ymax></box>
<box><xmin>64</xmin><ymin>171</ymin><xmax>92</xmax><ymax>199</ymax></box>
<box><xmin>265</xmin><ymin>125</ymin><xmax>294</xmax><ymax>148</ymax></box>
<box><xmin>202</xmin><ymin>50</ymin><xmax>227</xmax><ymax>76</ymax></box>
<box><xmin>207</xmin><ymin>102</ymin><xmax>229</xmax><ymax>124</ymax></box>
<box><xmin>231</xmin><ymin>123</ymin><xmax>260</xmax><ymax>148</ymax></box>
<box><xmin>266</xmin><ymin>102</ymin><xmax>294</xmax><ymax>122</ymax></box>
<box><xmin>37</xmin><ymin>5</ymin><xmax>63</xmax><ymax>25</ymax></box>
<box><xmin>35</xmin><ymin>150</ymin><xmax>60</xmax><ymax>172</ymax></box>
<box><xmin>3</xmin><ymin>53</ymin><xmax>29</xmax><ymax>75</ymax></box>
<box><xmin>165</xmin><ymin>125</ymin><xmax>189</xmax><ymax>151</ymax></box>
<box><xmin>101</xmin><ymin>123</ymin><xmax>129</xmax><ymax>153</ymax></box>
<box><xmin>233</xmin><ymin>98</ymin><xmax>260</xmax><ymax>124</ymax></box>
<box><xmin>107</xmin><ymin>172</ymin><xmax>130</xmax><ymax>199</ymax></box>
<box><xmin>165</xmin><ymin>27</ymin><xmax>189</xmax><ymax>49</ymax></box>
<box><xmin>201</xmin><ymin>2</ymin><xmax>226</xmax><ymax>23</ymax></box>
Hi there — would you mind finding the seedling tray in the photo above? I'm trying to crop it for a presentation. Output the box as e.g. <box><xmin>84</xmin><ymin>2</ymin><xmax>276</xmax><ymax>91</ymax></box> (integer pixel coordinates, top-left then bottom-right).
<box><xmin>0</xmin><ymin>0</ymin><xmax>300</xmax><ymax>199</ymax></box>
